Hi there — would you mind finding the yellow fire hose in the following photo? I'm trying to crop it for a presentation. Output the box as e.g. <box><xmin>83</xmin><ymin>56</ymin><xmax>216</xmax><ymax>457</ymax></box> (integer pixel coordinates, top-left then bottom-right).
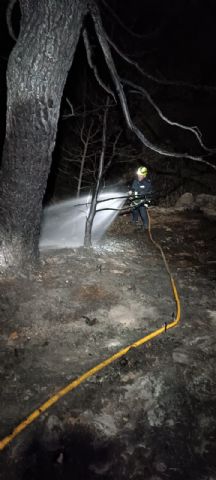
<box><xmin>0</xmin><ymin>210</ymin><xmax>180</xmax><ymax>452</ymax></box>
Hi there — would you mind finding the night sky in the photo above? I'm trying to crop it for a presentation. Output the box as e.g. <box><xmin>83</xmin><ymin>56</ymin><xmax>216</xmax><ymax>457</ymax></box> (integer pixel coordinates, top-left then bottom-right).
<box><xmin>101</xmin><ymin>0</ymin><xmax>216</xmax><ymax>82</ymax></box>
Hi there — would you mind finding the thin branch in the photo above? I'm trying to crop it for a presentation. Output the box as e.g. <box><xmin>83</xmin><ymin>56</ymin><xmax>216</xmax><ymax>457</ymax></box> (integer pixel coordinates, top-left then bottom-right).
<box><xmin>84</xmin><ymin>96</ymin><xmax>109</xmax><ymax>247</ymax></box>
<box><xmin>82</xmin><ymin>28</ymin><xmax>116</xmax><ymax>101</ymax></box>
<box><xmin>103</xmin><ymin>130</ymin><xmax>122</xmax><ymax>175</ymax></box>
<box><xmin>89</xmin><ymin>2</ymin><xmax>216</xmax><ymax>171</ymax></box>
<box><xmin>74</xmin><ymin>103</ymin><xmax>115</xmax><ymax>118</ymax></box>
<box><xmin>77</xmin><ymin>118</ymin><xmax>95</xmax><ymax>197</ymax></box>
<box><xmin>107</xmin><ymin>35</ymin><xmax>216</xmax><ymax>93</ymax></box>
<box><xmin>89</xmin><ymin>123</ymin><xmax>101</xmax><ymax>141</ymax></box>
<box><xmin>80</xmin><ymin>118</ymin><xmax>86</xmax><ymax>145</ymax></box>
<box><xmin>101</xmin><ymin>0</ymin><xmax>165</xmax><ymax>40</ymax></box>
<box><xmin>124</xmin><ymin>79</ymin><xmax>215</xmax><ymax>152</ymax></box>
<box><xmin>6</xmin><ymin>0</ymin><xmax>17</xmax><ymax>42</ymax></box>
<box><xmin>62</xmin><ymin>97</ymin><xmax>75</xmax><ymax>119</ymax></box>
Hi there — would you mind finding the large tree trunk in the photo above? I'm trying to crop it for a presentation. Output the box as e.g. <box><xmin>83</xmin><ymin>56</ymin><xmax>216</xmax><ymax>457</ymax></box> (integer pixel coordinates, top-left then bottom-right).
<box><xmin>0</xmin><ymin>0</ymin><xmax>86</xmax><ymax>270</ymax></box>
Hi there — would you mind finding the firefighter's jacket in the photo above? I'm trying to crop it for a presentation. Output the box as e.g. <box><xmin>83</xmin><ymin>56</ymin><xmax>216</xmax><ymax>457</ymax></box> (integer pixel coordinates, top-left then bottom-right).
<box><xmin>130</xmin><ymin>177</ymin><xmax>153</xmax><ymax>207</ymax></box>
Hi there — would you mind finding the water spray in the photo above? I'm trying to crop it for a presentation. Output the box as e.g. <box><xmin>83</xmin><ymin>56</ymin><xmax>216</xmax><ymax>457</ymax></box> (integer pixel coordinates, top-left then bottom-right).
<box><xmin>39</xmin><ymin>190</ymin><xmax>128</xmax><ymax>250</ymax></box>
<box><xmin>39</xmin><ymin>189</ymin><xmax>153</xmax><ymax>250</ymax></box>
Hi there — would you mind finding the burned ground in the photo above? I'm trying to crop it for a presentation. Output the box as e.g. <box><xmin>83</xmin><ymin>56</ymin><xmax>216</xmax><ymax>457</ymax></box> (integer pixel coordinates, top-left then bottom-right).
<box><xmin>0</xmin><ymin>208</ymin><xmax>216</xmax><ymax>480</ymax></box>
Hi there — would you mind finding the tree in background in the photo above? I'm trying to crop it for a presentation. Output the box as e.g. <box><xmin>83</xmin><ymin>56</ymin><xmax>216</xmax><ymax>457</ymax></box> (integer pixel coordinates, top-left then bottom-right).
<box><xmin>57</xmin><ymin>93</ymin><xmax>124</xmax><ymax>199</ymax></box>
<box><xmin>84</xmin><ymin>97</ymin><xmax>109</xmax><ymax>247</ymax></box>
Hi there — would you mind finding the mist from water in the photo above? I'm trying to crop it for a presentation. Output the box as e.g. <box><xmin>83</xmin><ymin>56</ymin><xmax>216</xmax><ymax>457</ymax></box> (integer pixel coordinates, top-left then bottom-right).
<box><xmin>39</xmin><ymin>190</ymin><xmax>127</xmax><ymax>250</ymax></box>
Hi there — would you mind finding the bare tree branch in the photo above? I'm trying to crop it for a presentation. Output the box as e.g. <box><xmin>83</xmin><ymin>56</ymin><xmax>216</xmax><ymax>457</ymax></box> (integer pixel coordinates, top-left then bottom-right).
<box><xmin>103</xmin><ymin>129</ymin><xmax>122</xmax><ymax>175</ymax></box>
<box><xmin>123</xmin><ymin>79</ymin><xmax>215</xmax><ymax>152</ymax></box>
<box><xmin>101</xmin><ymin>0</ymin><xmax>165</xmax><ymax>40</ymax></box>
<box><xmin>77</xmin><ymin>118</ymin><xmax>94</xmax><ymax>197</ymax></box>
<box><xmin>89</xmin><ymin>2</ymin><xmax>216</xmax><ymax>171</ymax></box>
<box><xmin>6</xmin><ymin>0</ymin><xmax>17</xmax><ymax>42</ymax></box>
<box><xmin>83</xmin><ymin>28</ymin><xmax>116</xmax><ymax>101</ymax></box>
<box><xmin>62</xmin><ymin>97</ymin><xmax>75</xmax><ymax>119</ymax></box>
<box><xmin>84</xmin><ymin>96</ymin><xmax>109</xmax><ymax>246</ymax></box>
<box><xmin>107</xmin><ymin>35</ymin><xmax>216</xmax><ymax>93</ymax></box>
<box><xmin>73</xmin><ymin>103</ymin><xmax>115</xmax><ymax>118</ymax></box>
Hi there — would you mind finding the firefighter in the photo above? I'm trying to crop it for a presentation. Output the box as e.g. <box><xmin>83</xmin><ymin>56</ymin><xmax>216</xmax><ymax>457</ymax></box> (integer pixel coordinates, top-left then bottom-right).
<box><xmin>129</xmin><ymin>166</ymin><xmax>153</xmax><ymax>230</ymax></box>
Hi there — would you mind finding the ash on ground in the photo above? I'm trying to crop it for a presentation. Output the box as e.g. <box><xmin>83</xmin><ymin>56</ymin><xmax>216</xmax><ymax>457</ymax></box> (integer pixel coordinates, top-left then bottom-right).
<box><xmin>0</xmin><ymin>207</ymin><xmax>216</xmax><ymax>480</ymax></box>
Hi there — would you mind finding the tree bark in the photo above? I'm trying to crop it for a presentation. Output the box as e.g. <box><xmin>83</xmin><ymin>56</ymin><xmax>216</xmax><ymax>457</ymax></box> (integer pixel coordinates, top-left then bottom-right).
<box><xmin>0</xmin><ymin>0</ymin><xmax>86</xmax><ymax>270</ymax></box>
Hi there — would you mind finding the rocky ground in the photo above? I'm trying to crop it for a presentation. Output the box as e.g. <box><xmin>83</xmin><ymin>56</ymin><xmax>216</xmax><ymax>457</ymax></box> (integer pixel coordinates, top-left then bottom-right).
<box><xmin>0</xmin><ymin>207</ymin><xmax>216</xmax><ymax>480</ymax></box>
